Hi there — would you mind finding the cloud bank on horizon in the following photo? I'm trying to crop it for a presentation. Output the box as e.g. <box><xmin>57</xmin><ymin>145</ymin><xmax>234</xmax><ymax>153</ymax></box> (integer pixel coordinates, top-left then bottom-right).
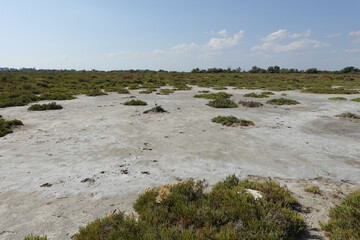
<box><xmin>0</xmin><ymin>0</ymin><xmax>359</xmax><ymax>71</ymax></box>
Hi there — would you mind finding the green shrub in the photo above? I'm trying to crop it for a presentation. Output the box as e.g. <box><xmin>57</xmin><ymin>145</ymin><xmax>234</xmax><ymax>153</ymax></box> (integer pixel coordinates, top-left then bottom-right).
<box><xmin>124</xmin><ymin>100</ymin><xmax>147</xmax><ymax>106</ymax></box>
<box><xmin>28</xmin><ymin>102</ymin><xmax>63</xmax><ymax>111</ymax></box>
<box><xmin>207</xmin><ymin>99</ymin><xmax>238</xmax><ymax>108</ymax></box>
<box><xmin>39</xmin><ymin>93</ymin><xmax>75</xmax><ymax>101</ymax></box>
<box><xmin>351</xmin><ymin>98</ymin><xmax>360</xmax><ymax>102</ymax></box>
<box><xmin>194</xmin><ymin>92</ymin><xmax>232</xmax><ymax>99</ymax></box>
<box><xmin>143</xmin><ymin>105</ymin><xmax>167</xmax><ymax>114</ymax></box>
<box><xmin>304</xmin><ymin>185</ymin><xmax>320</xmax><ymax>194</ymax></box>
<box><xmin>73</xmin><ymin>176</ymin><xmax>305</xmax><ymax>240</ymax></box>
<box><xmin>336</xmin><ymin>112</ymin><xmax>360</xmax><ymax>119</ymax></box>
<box><xmin>156</xmin><ymin>88</ymin><xmax>175</xmax><ymax>95</ymax></box>
<box><xmin>238</xmin><ymin>100</ymin><xmax>263</xmax><ymax>108</ymax></box>
<box><xmin>301</xmin><ymin>87</ymin><xmax>359</xmax><ymax>94</ymax></box>
<box><xmin>244</xmin><ymin>92</ymin><xmax>271</xmax><ymax>98</ymax></box>
<box><xmin>320</xmin><ymin>190</ymin><xmax>360</xmax><ymax>240</ymax></box>
<box><xmin>24</xmin><ymin>235</ymin><xmax>47</xmax><ymax>240</ymax></box>
<box><xmin>212</xmin><ymin>86</ymin><xmax>227</xmax><ymax>90</ymax></box>
<box><xmin>329</xmin><ymin>97</ymin><xmax>347</xmax><ymax>101</ymax></box>
<box><xmin>139</xmin><ymin>88</ymin><xmax>157</xmax><ymax>94</ymax></box>
<box><xmin>118</xmin><ymin>88</ymin><xmax>130</xmax><ymax>94</ymax></box>
<box><xmin>212</xmin><ymin>116</ymin><xmax>254</xmax><ymax>126</ymax></box>
<box><xmin>266</xmin><ymin>98</ymin><xmax>300</xmax><ymax>105</ymax></box>
<box><xmin>85</xmin><ymin>90</ymin><xmax>107</xmax><ymax>96</ymax></box>
<box><xmin>198</xmin><ymin>90</ymin><xmax>210</xmax><ymax>93</ymax></box>
<box><xmin>0</xmin><ymin>116</ymin><xmax>23</xmax><ymax>137</ymax></box>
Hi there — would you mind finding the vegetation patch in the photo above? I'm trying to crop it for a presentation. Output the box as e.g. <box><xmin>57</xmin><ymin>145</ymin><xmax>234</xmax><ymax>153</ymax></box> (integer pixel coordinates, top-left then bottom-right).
<box><xmin>72</xmin><ymin>175</ymin><xmax>305</xmax><ymax>240</ymax></box>
<box><xmin>139</xmin><ymin>88</ymin><xmax>157</xmax><ymax>94</ymax></box>
<box><xmin>304</xmin><ymin>185</ymin><xmax>320</xmax><ymax>194</ymax></box>
<box><xmin>24</xmin><ymin>235</ymin><xmax>47</xmax><ymax>240</ymax></box>
<box><xmin>143</xmin><ymin>105</ymin><xmax>168</xmax><ymax>114</ymax></box>
<box><xmin>266</xmin><ymin>98</ymin><xmax>300</xmax><ymax>105</ymax></box>
<box><xmin>156</xmin><ymin>88</ymin><xmax>175</xmax><ymax>95</ymax></box>
<box><xmin>336</xmin><ymin>112</ymin><xmax>360</xmax><ymax>120</ymax></box>
<box><xmin>0</xmin><ymin>115</ymin><xmax>23</xmax><ymax>137</ymax></box>
<box><xmin>193</xmin><ymin>91</ymin><xmax>232</xmax><ymax>99</ymax></box>
<box><xmin>212</xmin><ymin>86</ymin><xmax>227</xmax><ymax>90</ymax></box>
<box><xmin>28</xmin><ymin>102</ymin><xmax>63</xmax><ymax>111</ymax></box>
<box><xmin>244</xmin><ymin>92</ymin><xmax>273</xmax><ymax>98</ymax></box>
<box><xmin>351</xmin><ymin>97</ymin><xmax>360</xmax><ymax>102</ymax></box>
<box><xmin>212</xmin><ymin>115</ymin><xmax>254</xmax><ymax>127</ymax></box>
<box><xmin>198</xmin><ymin>90</ymin><xmax>210</xmax><ymax>93</ymax></box>
<box><xmin>85</xmin><ymin>90</ymin><xmax>107</xmax><ymax>96</ymax></box>
<box><xmin>320</xmin><ymin>190</ymin><xmax>360</xmax><ymax>240</ymax></box>
<box><xmin>238</xmin><ymin>100</ymin><xmax>263</xmax><ymax>108</ymax></box>
<box><xmin>207</xmin><ymin>98</ymin><xmax>238</xmax><ymax>108</ymax></box>
<box><xmin>329</xmin><ymin>97</ymin><xmax>347</xmax><ymax>101</ymax></box>
<box><xmin>117</xmin><ymin>88</ymin><xmax>130</xmax><ymax>94</ymax></box>
<box><xmin>123</xmin><ymin>99</ymin><xmax>148</xmax><ymax>106</ymax></box>
<box><xmin>301</xmin><ymin>87</ymin><xmax>359</xmax><ymax>94</ymax></box>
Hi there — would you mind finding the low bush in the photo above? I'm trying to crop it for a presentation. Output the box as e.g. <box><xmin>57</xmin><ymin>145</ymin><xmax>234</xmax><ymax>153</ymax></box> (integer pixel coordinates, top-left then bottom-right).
<box><xmin>198</xmin><ymin>90</ymin><xmax>210</xmax><ymax>93</ymax></box>
<box><xmin>266</xmin><ymin>98</ymin><xmax>300</xmax><ymax>105</ymax></box>
<box><xmin>243</xmin><ymin>92</ymin><xmax>273</xmax><ymax>98</ymax></box>
<box><xmin>336</xmin><ymin>112</ymin><xmax>360</xmax><ymax>119</ymax></box>
<box><xmin>304</xmin><ymin>185</ymin><xmax>320</xmax><ymax>194</ymax></box>
<box><xmin>320</xmin><ymin>190</ymin><xmax>360</xmax><ymax>240</ymax></box>
<box><xmin>143</xmin><ymin>105</ymin><xmax>168</xmax><ymax>114</ymax></box>
<box><xmin>193</xmin><ymin>91</ymin><xmax>232</xmax><ymax>99</ymax></box>
<box><xmin>124</xmin><ymin>100</ymin><xmax>148</xmax><ymax>106</ymax></box>
<box><xmin>0</xmin><ymin>115</ymin><xmax>23</xmax><ymax>137</ymax></box>
<box><xmin>329</xmin><ymin>97</ymin><xmax>347</xmax><ymax>101</ymax></box>
<box><xmin>351</xmin><ymin>98</ymin><xmax>360</xmax><ymax>102</ymax></box>
<box><xmin>118</xmin><ymin>88</ymin><xmax>130</xmax><ymax>94</ymax></box>
<box><xmin>238</xmin><ymin>100</ymin><xmax>263</xmax><ymax>108</ymax></box>
<box><xmin>212</xmin><ymin>86</ymin><xmax>227</xmax><ymax>90</ymax></box>
<box><xmin>207</xmin><ymin>99</ymin><xmax>238</xmax><ymax>108</ymax></box>
<box><xmin>301</xmin><ymin>87</ymin><xmax>359</xmax><ymax>94</ymax></box>
<box><xmin>24</xmin><ymin>235</ymin><xmax>47</xmax><ymax>240</ymax></box>
<box><xmin>73</xmin><ymin>175</ymin><xmax>305</xmax><ymax>240</ymax></box>
<box><xmin>85</xmin><ymin>90</ymin><xmax>107</xmax><ymax>96</ymax></box>
<box><xmin>139</xmin><ymin>89</ymin><xmax>157</xmax><ymax>94</ymax></box>
<box><xmin>28</xmin><ymin>102</ymin><xmax>63</xmax><ymax>111</ymax></box>
<box><xmin>157</xmin><ymin>88</ymin><xmax>175</xmax><ymax>95</ymax></box>
<box><xmin>39</xmin><ymin>92</ymin><xmax>75</xmax><ymax>101</ymax></box>
<box><xmin>212</xmin><ymin>115</ymin><xmax>254</xmax><ymax>127</ymax></box>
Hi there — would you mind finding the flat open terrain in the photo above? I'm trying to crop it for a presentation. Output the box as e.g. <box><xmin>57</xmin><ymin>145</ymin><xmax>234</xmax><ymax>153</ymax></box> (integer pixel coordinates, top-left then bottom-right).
<box><xmin>1</xmin><ymin>87</ymin><xmax>360</xmax><ymax>239</ymax></box>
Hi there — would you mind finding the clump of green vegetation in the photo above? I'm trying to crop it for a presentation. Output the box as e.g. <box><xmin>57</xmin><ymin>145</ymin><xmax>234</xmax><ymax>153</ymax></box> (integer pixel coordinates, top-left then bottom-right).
<box><xmin>244</xmin><ymin>92</ymin><xmax>273</xmax><ymax>98</ymax></box>
<box><xmin>336</xmin><ymin>112</ymin><xmax>360</xmax><ymax>119</ymax></box>
<box><xmin>117</xmin><ymin>88</ymin><xmax>130</xmax><ymax>94</ymax></box>
<box><xmin>24</xmin><ymin>235</ymin><xmax>47</xmax><ymax>240</ymax></box>
<box><xmin>0</xmin><ymin>115</ymin><xmax>23</xmax><ymax>137</ymax></box>
<box><xmin>302</xmin><ymin>87</ymin><xmax>359</xmax><ymax>94</ymax></box>
<box><xmin>194</xmin><ymin>91</ymin><xmax>232</xmax><ymax>99</ymax></box>
<box><xmin>351</xmin><ymin>98</ymin><xmax>360</xmax><ymax>102</ymax></box>
<box><xmin>238</xmin><ymin>100</ymin><xmax>263</xmax><ymax>108</ymax></box>
<box><xmin>85</xmin><ymin>90</ymin><xmax>107</xmax><ymax>96</ymax></box>
<box><xmin>143</xmin><ymin>105</ymin><xmax>167</xmax><ymax>114</ymax></box>
<box><xmin>266</xmin><ymin>98</ymin><xmax>300</xmax><ymax>105</ymax></box>
<box><xmin>281</xmin><ymin>93</ymin><xmax>287</xmax><ymax>96</ymax></box>
<box><xmin>123</xmin><ymin>100</ymin><xmax>148</xmax><ymax>106</ymax></box>
<box><xmin>28</xmin><ymin>102</ymin><xmax>63</xmax><ymax>111</ymax></box>
<box><xmin>212</xmin><ymin>86</ymin><xmax>227</xmax><ymax>90</ymax></box>
<box><xmin>304</xmin><ymin>185</ymin><xmax>320</xmax><ymax>194</ymax></box>
<box><xmin>320</xmin><ymin>190</ymin><xmax>360</xmax><ymax>240</ymax></box>
<box><xmin>39</xmin><ymin>92</ymin><xmax>75</xmax><ymax>101</ymax></box>
<box><xmin>198</xmin><ymin>90</ymin><xmax>210</xmax><ymax>93</ymax></box>
<box><xmin>212</xmin><ymin>115</ymin><xmax>254</xmax><ymax>127</ymax></box>
<box><xmin>139</xmin><ymin>88</ymin><xmax>157</xmax><ymax>94</ymax></box>
<box><xmin>207</xmin><ymin>99</ymin><xmax>238</xmax><ymax>108</ymax></box>
<box><xmin>156</xmin><ymin>88</ymin><xmax>175</xmax><ymax>95</ymax></box>
<box><xmin>329</xmin><ymin>97</ymin><xmax>347</xmax><ymax>101</ymax></box>
<box><xmin>73</xmin><ymin>175</ymin><xmax>305</xmax><ymax>240</ymax></box>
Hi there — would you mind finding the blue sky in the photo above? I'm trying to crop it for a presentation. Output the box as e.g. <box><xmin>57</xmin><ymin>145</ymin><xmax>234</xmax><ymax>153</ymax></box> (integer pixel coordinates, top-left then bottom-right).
<box><xmin>1</xmin><ymin>0</ymin><xmax>360</xmax><ymax>71</ymax></box>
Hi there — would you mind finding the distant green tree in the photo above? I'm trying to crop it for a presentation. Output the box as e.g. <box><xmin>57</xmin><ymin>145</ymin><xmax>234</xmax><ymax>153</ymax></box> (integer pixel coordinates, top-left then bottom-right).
<box><xmin>306</xmin><ymin>68</ymin><xmax>318</xmax><ymax>74</ymax></box>
<box><xmin>341</xmin><ymin>66</ymin><xmax>359</xmax><ymax>73</ymax></box>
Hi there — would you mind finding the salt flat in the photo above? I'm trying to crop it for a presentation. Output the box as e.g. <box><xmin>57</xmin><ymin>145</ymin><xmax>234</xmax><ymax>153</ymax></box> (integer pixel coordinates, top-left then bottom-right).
<box><xmin>0</xmin><ymin>87</ymin><xmax>359</xmax><ymax>239</ymax></box>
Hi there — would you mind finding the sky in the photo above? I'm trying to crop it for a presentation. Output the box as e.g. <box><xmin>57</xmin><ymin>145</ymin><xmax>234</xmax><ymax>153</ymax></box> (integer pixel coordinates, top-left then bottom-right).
<box><xmin>1</xmin><ymin>0</ymin><xmax>360</xmax><ymax>71</ymax></box>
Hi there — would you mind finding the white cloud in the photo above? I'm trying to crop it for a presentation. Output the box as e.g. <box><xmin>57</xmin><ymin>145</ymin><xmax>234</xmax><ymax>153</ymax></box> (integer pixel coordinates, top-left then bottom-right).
<box><xmin>326</xmin><ymin>32</ymin><xmax>342</xmax><ymax>38</ymax></box>
<box><xmin>217</xmin><ymin>29</ymin><xmax>228</xmax><ymax>37</ymax></box>
<box><xmin>349</xmin><ymin>31</ymin><xmax>360</xmax><ymax>36</ymax></box>
<box><xmin>345</xmin><ymin>48</ymin><xmax>360</xmax><ymax>53</ymax></box>
<box><xmin>170</xmin><ymin>43</ymin><xmax>199</xmax><ymax>54</ymax></box>
<box><xmin>205</xmin><ymin>31</ymin><xmax>244</xmax><ymax>50</ymax></box>
<box><xmin>251</xmin><ymin>29</ymin><xmax>328</xmax><ymax>53</ymax></box>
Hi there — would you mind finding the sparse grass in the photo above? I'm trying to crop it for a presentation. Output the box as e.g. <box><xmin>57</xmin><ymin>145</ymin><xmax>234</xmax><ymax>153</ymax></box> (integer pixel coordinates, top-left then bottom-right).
<box><xmin>262</xmin><ymin>91</ymin><xmax>275</xmax><ymax>95</ymax></box>
<box><xmin>329</xmin><ymin>97</ymin><xmax>347</xmax><ymax>101</ymax></box>
<box><xmin>28</xmin><ymin>102</ymin><xmax>63</xmax><ymax>111</ymax></box>
<box><xmin>157</xmin><ymin>88</ymin><xmax>175</xmax><ymax>95</ymax></box>
<box><xmin>266</xmin><ymin>98</ymin><xmax>300</xmax><ymax>105</ymax></box>
<box><xmin>139</xmin><ymin>88</ymin><xmax>157</xmax><ymax>94</ymax></box>
<box><xmin>212</xmin><ymin>86</ymin><xmax>227</xmax><ymax>90</ymax></box>
<box><xmin>193</xmin><ymin>91</ymin><xmax>232</xmax><ymax>99</ymax></box>
<box><xmin>238</xmin><ymin>100</ymin><xmax>263</xmax><ymax>108</ymax></box>
<box><xmin>281</xmin><ymin>93</ymin><xmax>287</xmax><ymax>96</ymax></box>
<box><xmin>72</xmin><ymin>175</ymin><xmax>305</xmax><ymax>240</ymax></box>
<box><xmin>0</xmin><ymin>115</ymin><xmax>23</xmax><ymax>137</ymax></box>
<box><xmin>123</xmin><ymin>99</ymin><xmax>148</xmax><ymax>106</ymax></box>
<box><xmin>117</xmin><ymin>88</ymin><xmax>130</xmax><ymax>94</ymax></box>
<box><xmin>304</xmin><ymin>185</ymin><xmax>320</xmax><ymax>194</ymax></box>
<box><xmin>198</xmin><ymin>90</ymin><xmax>210</xmax><ymax>93</ymax></box>
<box><xmin>336</xmin><ymin>112</ymin><xmax>360</xmax><ymax>119</ymax></box>
<box><xmin>143</xmin><ymin>105</ymin><xmax>167</xmax><ymax>114</ymax></box>
<box><xmin>320</xmin><ymin>190</ymin><xmax>360</xmax><ymax>240</ymax></box>
<box><xmin>351</xmin><ymin>98</ymin><xmax>360</xmax><ymax>102</ymax></box>
<box><xmin>24</xmin><ymin>235</ymin><xmax>47</xmax><ymax>240</ymax></box>
<box><xmin>85</xmin><ymin>90</ymin><xmax>107</xmax><ymax>96</ymax></box>
<box><xmin>212</xmin><ymin>115</ymin><xmax>254</xmax><ymax>126</ymax></box>
<box><xmin>207</xmin><ymin>98</ymin><xmax>238</xmax><ymax>108</ymax></box>
<box><xmin>244</xmin><ymin>92</ymin><xmax>272</xmax><ymax>98</ymax></box>
<box><xmin>301</xmin><ymin>87</ymin><xmax>359</xmax><ymax>94</ymax></box>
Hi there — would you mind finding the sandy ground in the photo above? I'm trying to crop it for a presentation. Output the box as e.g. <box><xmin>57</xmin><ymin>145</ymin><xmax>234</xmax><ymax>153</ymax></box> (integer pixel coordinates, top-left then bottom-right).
<box><xmin>0</xmin><ymin>87</ymin><xmax>359</xmax><ymax>239</ymax></box>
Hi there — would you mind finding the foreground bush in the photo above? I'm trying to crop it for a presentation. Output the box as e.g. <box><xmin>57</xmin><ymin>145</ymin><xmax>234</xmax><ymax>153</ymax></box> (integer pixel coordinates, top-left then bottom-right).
<box><xmin>73</xmin><ymin>176</ymin><xmax>305</xmax><ymax>240</ymax></box>
<box><xmin>243</xmin><ymin>92</ymin><xmax>274</xmax><ymax>98</ymax></box>
<box><xmin>238</xmin><ymin>100</ymin><xmax>263</xmax><ymax>108</ymax></box>
<box><xmin>124</xmin><ymin>100</ymin><xmax>147</xmax><ymax>106</ymax></box>
<box><xmin>336</xmin><ymin>112</ymin><xmax>360</xmax><ymax>119</ymax></box>
<box><xmin>352</xmin><ymin>98</ymin><xmax>360</xmax><ymax>102</ymax></box>
<box><xmin>143</xmin><ymin>105</ymin><xmax>168</xmax><ymax>114</ymax></box>
<box><xmin>321</xmin><ymin>190</ymin><xmax>360</xmax><ymax>240</ymax></box>
<box><xmin>28</xmin><ymin>102</ymin><xmax>63</xmax><ymax>111</ymax></box>
<box><xmin>207</xmin><ymin>99</ymin><xmax>238</xmax><ymax>108</ymax></box>
<box><xmin>266</xmin><ymin>98</ymin><xmax>300</xmax><ymax>105</ymax></box>
<box><xmin>193</xmin><ymin>91</ymin><xmax>232</xmax><ymax>99</ymax></box>
<box><xmin>212</xmin><ymin>115</ymin><xmax>254</xmax><ymax>127</ymax></box>
<box><xmin>0</xmin><ymin>115</ymin><xmax>23</xmax><ymax>137</ymax></box>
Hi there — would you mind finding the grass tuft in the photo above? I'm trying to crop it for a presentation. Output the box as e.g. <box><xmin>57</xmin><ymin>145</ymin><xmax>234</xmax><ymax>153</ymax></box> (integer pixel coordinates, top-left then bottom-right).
<box><xmin>266</xmin><ymin>98</ymin><xmax>300</xmax><ymax>105</ymax></box>
<box><xmin>207</xmin><ymin>99</ymin><xmax>238</xmax><ymax>108</ymax></box>
<box><xmin>24</xmin><ymin>235</ymin><xmax>47</xmax><ymax>240</ymax></box>
<box><xmin>351</xmin><ymin>98</ymin><xmax>360</xmax><ymax>102</ymax></box>
<box><xmin>212</xmin><ymin>115</ymin><xmax>254</xmax><ymax>127</ymax></box>
<box><xmin>193</xmin><ymin>92</ymin><xmax>232</xmax><ymax>99</ymax></box>
<box><xmin>143</xmin><ymin>105</ymin><xmax>168</xmax><ymax>114</ymax></box>
<box><xmin>329</xmin><ymin>97</ymin><xmax>347</xmax><ymax>101</ymax></box>
<box><xmin>336</xmin><ymin>112</ymin><xmax>360</xmax><ymax>119</ymax></box>
<box><xmin>123</xmin><ymin>100</ymin><xmax>147</xmax><ymax>106</ymax></box>
<box><xmin>238</xmin><ymin>100</ymin><xmax>263</xmax><ymax>108</ymax></box>
<box><xmin>244</xmin><ymin>92</ymin><xmax>273</xmax><ymax>98</ymax></box>
<box><xmin>28</xmin><ymin>102</ymin><xmax>63</xmax><ymax>111</ymax></box>
<box><xmin>304</xmin><ymin>185</ymin><xmax>320</xmax><ymax>194</ymax></box>
<box><xmin>0</xmin><ymin>116</ymin><xmax>24</xmax><ymax>137</ymax></box>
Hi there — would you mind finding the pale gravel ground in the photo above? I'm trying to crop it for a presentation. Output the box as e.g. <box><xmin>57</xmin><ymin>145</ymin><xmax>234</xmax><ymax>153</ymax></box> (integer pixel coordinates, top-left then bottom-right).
<box><xmin>0</xmin><ymin>87</ymin><xmax>359</xmax><ymax>239</ymax></box>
